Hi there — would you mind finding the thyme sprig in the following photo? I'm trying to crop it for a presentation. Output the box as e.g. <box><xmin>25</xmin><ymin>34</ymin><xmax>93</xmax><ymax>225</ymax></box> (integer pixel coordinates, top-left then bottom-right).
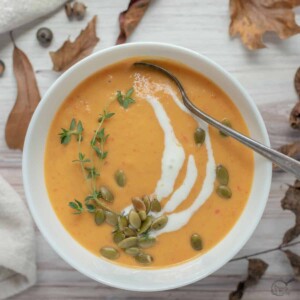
<box><xmin>59</xmin><ymin>118</ymin><xmax>83</xmax><ymax>144</ymax></box>
<box><xmin>117</xmin><ymin>87</ymin><xmax>135</xmax><ymax>109</ymax></box>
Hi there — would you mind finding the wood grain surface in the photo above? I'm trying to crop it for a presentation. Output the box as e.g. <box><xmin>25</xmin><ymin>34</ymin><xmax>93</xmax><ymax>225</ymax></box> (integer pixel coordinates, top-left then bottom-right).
<box><xmin>0</xmin><ymin>0</ymin><xmax>300</xmax><ymax>299</ymax></box>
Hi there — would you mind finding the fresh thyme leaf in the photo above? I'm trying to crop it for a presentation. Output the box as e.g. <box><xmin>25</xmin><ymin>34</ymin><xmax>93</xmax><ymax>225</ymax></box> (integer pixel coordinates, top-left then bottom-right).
<box><xmin>86</xmin><ymin>204</ymin><xmax>96</xmax><ymax>213</ymax></box>
<box><xmin>70</xmin><ymin>118</ymin><xmax>76</xmax><ymax>130</ymax></box>
<box><xmin>69</xmin><ymin>199</ymin><xmax>84</xmax><ymax>214</ymax></box>
<box><xmin>59</xmin><ymin>119</ymin><xmax>84</xmax><ymax>144</ymax></box>
<box><xmin>85</xmin><ymin>167</ymin><xmax>100</xmax><ymax>179</ymax></box>
<box><xmin>98</xmin><ymin>110</ymin><xmax>115</xmax><ymax>122</ymax></box>
<box><xmin>72</xmin><ymin>152</ymin><xmax>91</xmax><ymax>163</ymax></box>
<box><xmin>116</xmin><ymin>87</ymin><xmax>135</xmax><ymax>109</ymax></box>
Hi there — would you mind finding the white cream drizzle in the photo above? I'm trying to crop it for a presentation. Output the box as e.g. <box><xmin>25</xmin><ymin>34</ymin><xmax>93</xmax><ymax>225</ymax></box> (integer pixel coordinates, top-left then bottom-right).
<box><xmin>123</xmin><ymin>74</ymin><xmax>216</xmax><ymax>236</ymax></box>
<box><xmin>145</xmin><ymin>95</ymin><xmax>185</xmax><ymax>199</ymax></box>
<box><xmin>163</xmin><ymin>155</ymin><xmax>198</xmax><ymax>213</ymax></box>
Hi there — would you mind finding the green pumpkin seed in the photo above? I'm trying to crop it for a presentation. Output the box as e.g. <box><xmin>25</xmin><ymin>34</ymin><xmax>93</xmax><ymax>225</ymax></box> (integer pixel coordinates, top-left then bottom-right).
<box><xmin>123</xmin><ymin>227</ymin><xmax>137</xmax><ymax>237</ymax></box>
<box><xmin>105</xmin><ymin>211</ymin><xmax>118</xmax><ymax>226</ymax></box>
<box><xmin>125</xmin><ymin>247</ymin><xmax>140</xmax><ymax>256</ymax></box>
<box><xmin>132</xmin><ymin>197</ymin><xmax>146</xmax><ymax>212</ymax></box>
<box><xmin>100</xmin><ymin>247</ymin><xmax>120</xmax><ymax>260</ymax></box>
<box><xmin>118</xmin><ymin>215</ymin><xmax>128</xmax><ymax>231</ymax></box>
<box><xmin>99</xmin><ymin>186</ymin><xmax>114</xmax><ymax>202</ymax></box>
<box><xmin>135</xmin><ymin>252</ymin><xmax>153</xmax><ymax>265</ymax></box>
<box><xmin>194</xmin><ymin>127</ymin><xmax>206</xmax><ymax>145</ymax></box>
<box><xmin>219</xmin><ymin>118</ymin><xmax>232</xmax><ymax>137</ymax></box>
<box><xmin>115</xmin><ymin>169</ymin><xmax>126</xmax><ymax>187</ymax></box>
<box><xmin>216</xmin><ymin>164</ymin><xmax>229</xmax><ymax>185</ymax></box>
<box><xmin>151</xmin><ymin>215</ymin><xmax>168</xmax><ymax>231</ymax></box>
<box><xmin>94</xmin><ymin>209</ymin><xmax>106</xmax><ymax>225</ymax></box>
<box><xmin>190</xmin><ymin>234</ymin><xmax>203</xmax><ymax>251</ymax></box>
<box><xmin>138</xmin><ymin>211</ymin><xmax>147</xmax><ymax>221</ymax></box>
<box><xmin>142</xmin><ymin>195</ymin><xmax>151</xmax><ymax>214</ymax></box>
<box><xmin>118</xmin><ymin>237</ymin><xmax>138</xmax><ymax>249</ymax></box>
<box><xmin>216</xmin><ymin>185</ymin><xmax>232</xmax><ymax>199</ymax></box>
<box><xmin>138</xmin><ymin>236</ymin><xmax>156</xmax><ymax>249</ymax></box>
<box><xmin>128</xmin><ymin>210</ymin><xmax>141</xmax><ymax>229</ymax></box>
<box><xmin>139</xmin><ymin>216</ymin><xmax>152</xmax><ymax>234</ymax></box>
<box><xmin>151</xmin><ymin>198</ymin><xmax>161</xmax><ymax>212</ymax></box>
<box><xmin>113</xmin><ymin>231</ymin><xmax>125</xmax><ymax>243</ymax></box>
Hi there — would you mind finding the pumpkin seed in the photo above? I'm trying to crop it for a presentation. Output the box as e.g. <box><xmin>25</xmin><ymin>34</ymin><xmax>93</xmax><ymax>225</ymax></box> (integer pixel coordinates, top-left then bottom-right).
<box><xmin>142</xmin><ymin>195</ymin><xmax>151</xmax><ymax>214</ymax></box>
<box><xmin>128</xmin><ymin>210</ymin><xmax>141</xmax><ymax>229</ymax></box>
<box><xmin>132</xmin><ymin>197</ymin><xmax>146</xmax><ymax>212</ymax></box>
<box><xmin>219</xmin><ymin>118</ymin><xmax>232</xmax><ymax>137</ymax></box>
<box><xmin>190</xmin><ymin>234</ymin><xmax>203</xmax><ymax>251</ymax></box>
<box><xmin>123</xmin><ymin>227</ymin><xmax>137</xmax><ymax>237</ymax></box>
<box><xmin>99</xmin><ymin>186</ymin><xmax>114</xmax><ymax>202</ymax></box>
<box><xmin>194</xmin><ymin>127</ymin><xmax>206</xmax><ymax>145</ymax></box>
<box><xmin>118</xmin><ymin>215</ymin><xmax>128</xmax><ymax>231</ymax></box>
<box><xmin>115</xmin><ymin>169</ymin><xmax>126</xmax><ymax>187</ymax></box>
<box><xmin>138</xmin><ymin>236</ymin><xmax>156</xmax><ymax>249</ymax></box>
<box><xmin>100</xmin><ymin>247</ymin><xmax>120</xmax><ymax>260</ymax></box>
<box><xmin>151</xmin><ymin>198</ymin><xmax>161</xmax><ymax>212</ymax></box>
<box><xmin>138</xmin><ymin>211</ymin><xmax>147</xmax><ymax>221</ymax></box>
<box><xmin>94</xmin><ymin>209</ymin><xmax>106</xmax><ymax>225</ymax></box>
<box><xmin>118</xmin><ymin>237</ymin><xmax>138</xmax><ymax>249</ymax></box>
<box><xmin>216</xmin><ymin>185</ymin><xmax>232</xmax><ymax>199</ymax></box>
<box><xmin>135</xmin><ymin>252</ymin><xmax>153</xmax><ymax>265</ymax></box>
<box><xmin>125</xmin><ymin>247</ymin><xmax>140</xmax><ymax>256</ymax></box>
<box><xmin>151</xmin><ymin>215</ymin><xmax>168</xmax><ymax>231</ymax></box>
<box><xmin>105</xmin><ymin>211</ymin><xmax>118</xmax><ymax>226</ymax></box>
<box><xmin>216</xmin><ymin>164</ymin><xmax>229</xmax><ymax>185</ymax></box>
<box><xmin>139</xmin><ymin>216</ymin><xmax>152</xmax><ymax>234</ymax></box>
<box><xmin>113</xmin><ymin>231</ymin><xmax>125</xmax><ymax>243</ymax></box>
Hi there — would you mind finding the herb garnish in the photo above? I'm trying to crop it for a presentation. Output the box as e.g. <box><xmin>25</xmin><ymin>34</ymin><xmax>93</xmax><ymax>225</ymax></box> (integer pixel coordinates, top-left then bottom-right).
<box><xmin>59</xmin><ymin>118</ymin><xmax>83</xmax><ymax>144</ymax></box>
<box><xmin>117</xmin><ymin>87</ymin><xmax>135</xmax><ymax>109</ymax></box>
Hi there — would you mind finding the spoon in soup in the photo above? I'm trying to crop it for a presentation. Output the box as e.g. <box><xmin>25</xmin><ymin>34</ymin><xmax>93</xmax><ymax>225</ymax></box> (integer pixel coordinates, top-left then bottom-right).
<box><xmin>134</xmin><ymin>61</ymin><xmax>300</xmax><ymax>179</ymax></box>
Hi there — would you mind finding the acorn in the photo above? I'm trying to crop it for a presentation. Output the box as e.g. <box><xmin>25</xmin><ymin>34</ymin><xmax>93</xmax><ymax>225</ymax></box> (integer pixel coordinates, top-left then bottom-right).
<box><xmin>36</xmin><ymin>27</ymin><xmax>53</xmax><ymax>47</ymax></box>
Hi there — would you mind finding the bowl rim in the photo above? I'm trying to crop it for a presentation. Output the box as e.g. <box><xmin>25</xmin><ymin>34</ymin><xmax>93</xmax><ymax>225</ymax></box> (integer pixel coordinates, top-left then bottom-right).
<box><xmin>23</xmin><ymin>42</ymin><xmax>272</xmax><ymax>292</ymax></box>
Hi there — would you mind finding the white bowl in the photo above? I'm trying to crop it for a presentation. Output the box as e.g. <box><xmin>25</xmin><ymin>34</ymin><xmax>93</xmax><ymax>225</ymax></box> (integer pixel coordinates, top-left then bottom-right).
<box><xmin>23</xmin><ymin>42</ymin><xmax>272</xmax><ymax>291</ymax></box>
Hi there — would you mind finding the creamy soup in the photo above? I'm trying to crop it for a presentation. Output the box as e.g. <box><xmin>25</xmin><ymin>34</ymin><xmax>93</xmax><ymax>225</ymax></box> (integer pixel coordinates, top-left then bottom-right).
<box><xmin>45</xmin><ymin>57</ymin><xmax>254</xmax><ymax>268</ymax></box>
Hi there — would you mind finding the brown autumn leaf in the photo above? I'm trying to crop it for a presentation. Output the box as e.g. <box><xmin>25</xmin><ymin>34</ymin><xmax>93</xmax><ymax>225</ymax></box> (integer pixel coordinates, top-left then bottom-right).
<box><xmin>229</xmin><ymin>0</ymin><xmax>300</xmax><ymax>50</ymax></box>
<box><xmin>116</xmin><ymin>0</ymin><xmax>151</xmax><ymax>44</ymax></box>
<box><xmin>290</xmin><ymin>101</ymin><xmax>300</xmax><ymax>129</ymax></box>
<box><xmin>5</xmin><ymin>36</ymin><xmax>41</xmax><ymax>150</ymax></box>
<box><xmin>229</xmin><ymin>259</ymin><xmax>268</xmax><ymax>300</ymax></box>
<box><xmin>295</xmin><ymin>67</ymin><xmax>300</xmax><ymax>98</ymax></box>
<box><xmin>281</xmin><ymin>180</ymin><xmax>300</xmax><ymax>244</ymax></box>
<box><xmin>50</xmin><ymin>16</ymin><xmax>99</xmax><ymax>72</ymax></box>
<box><xmin>284</xmin><ymin>250</ymin><xmax>300</xmax><ymax>280</ymax></box>
<box><xmin>274</xmin><ymin>141</ymin><xmax>300</xmax><ymax>170</ymax></box>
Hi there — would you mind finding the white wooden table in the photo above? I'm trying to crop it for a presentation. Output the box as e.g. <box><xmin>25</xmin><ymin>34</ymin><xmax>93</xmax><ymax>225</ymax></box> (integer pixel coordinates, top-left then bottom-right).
<box><xmin>0</xmin><ymin>0</ymin><xmax>300</xmax><ymax>299</ymax></box>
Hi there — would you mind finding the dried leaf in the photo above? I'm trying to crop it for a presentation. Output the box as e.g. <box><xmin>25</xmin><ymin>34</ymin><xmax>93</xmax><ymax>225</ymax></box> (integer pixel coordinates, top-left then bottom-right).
<box><xmin>281</xmin><ymin>180</ymin><xmax>300</xmax><ymax>244</ymax></box>
<box><xmin>50</xmin><ymin>16</ymin><xmax>99</xmax><ymax>72</ymax></box>
<box><xmin>5</xmin><ymin>37</ymin><xmax>41</xmax><ymax>150</ymax></box>
<box><xmin>229</xmin><ymin>0</ymin><xmax>300</xmax><ymax>50</ymax></box>
<box><xmin>290</xmin><ymin>101</ymin><xmax>300</xmax><ymax>129</ymax></box>
<box><xmin>274</xmin><ymin>141</ymin><xmax>300</xmax><ymax>170</ymax></box>
<box><xmin>284</xmin><ymin>250</ymin><xmax>300</xmax><ymax>280</ymax></box>
<box><xmin>295</xmin><ymin>67</ymin><xmax>300</xmax><ymax>98</ymax></box>
<box><xmin>116</xmin><ymin>0</ymin><xmax>151</xmax><ymax>44</ymax></box>
<box><xmin>229</xmin><ymin>259</ymin><xmax>268</xmax><ymax>300</ymax></box>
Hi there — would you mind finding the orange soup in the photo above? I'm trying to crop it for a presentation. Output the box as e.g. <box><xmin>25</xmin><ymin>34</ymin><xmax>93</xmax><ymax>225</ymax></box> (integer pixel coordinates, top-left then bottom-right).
<box><xmin>45</xmin><ymin>57</ymin><xmax>254</xmax><ymax>268</ymax></box>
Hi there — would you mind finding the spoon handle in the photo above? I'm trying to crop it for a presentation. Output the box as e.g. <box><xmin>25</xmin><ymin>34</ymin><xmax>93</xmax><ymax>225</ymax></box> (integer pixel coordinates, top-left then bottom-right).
<box><xmin>184</xmin><ymin>99</ymin><xmax>300</xmax><ymax>179</ymax></box>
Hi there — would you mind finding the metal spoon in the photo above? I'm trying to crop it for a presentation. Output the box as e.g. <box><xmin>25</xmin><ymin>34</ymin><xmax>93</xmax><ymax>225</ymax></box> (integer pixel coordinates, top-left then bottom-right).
<box><xmin>134</xmin><ymin>61</ymin><xmax>300</xmax><ymax>179</ymax></box>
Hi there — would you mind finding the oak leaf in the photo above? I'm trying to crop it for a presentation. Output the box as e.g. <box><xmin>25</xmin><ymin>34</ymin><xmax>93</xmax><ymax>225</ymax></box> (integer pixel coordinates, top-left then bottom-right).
<box><xmin>274</xmin><ymin>141</ymin><xmax>300</xmax><ymax>170</ymax></box>
<box><xmin>229</xmin><ymin>0</ymin><xmax>300</xmax><ymax>50</ymax></box>
<box><xmin>229</xmin><ymin>259</ymin><xmax>268</xmax><ymax>300</ymax></box>
<box><xmin>50</xmin><ymin>16</ymin><xmax>99</xmax><ymax>72</ymax></box>
<box><xmin>284</xmin><ymin>250</ymin><xmax>300</xmax><ymax>280</ymax></box>
<box><xmin>290</xmin><ymin>102</ymin><xmax>300</xmax><ymax>129</ymax></box>
<box><xmin>281</xmin><ymin>180</ymin><xmax>300</xmax><ymax>244</ymax></box>
<box><xmin>5</xmin><ymin>37</ymin><xmax>41</xmax><ymax>150</ymax></box>
<box><xmin>116</xmin><ymin>0</ymin><xmax>151</xmax><ymax>44</ymax></box>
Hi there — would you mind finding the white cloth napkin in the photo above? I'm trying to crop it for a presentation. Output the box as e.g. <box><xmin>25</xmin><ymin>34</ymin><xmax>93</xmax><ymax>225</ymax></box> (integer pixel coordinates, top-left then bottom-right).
<box><xmin>0</xmin><ymin>0</ymin><xmax>65</xmax><ymax>34</ymax></box>
<box><xmin>0</xmin><ymin>175</ymin><xmax>36</xmax><ymax>300</ymax></box>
